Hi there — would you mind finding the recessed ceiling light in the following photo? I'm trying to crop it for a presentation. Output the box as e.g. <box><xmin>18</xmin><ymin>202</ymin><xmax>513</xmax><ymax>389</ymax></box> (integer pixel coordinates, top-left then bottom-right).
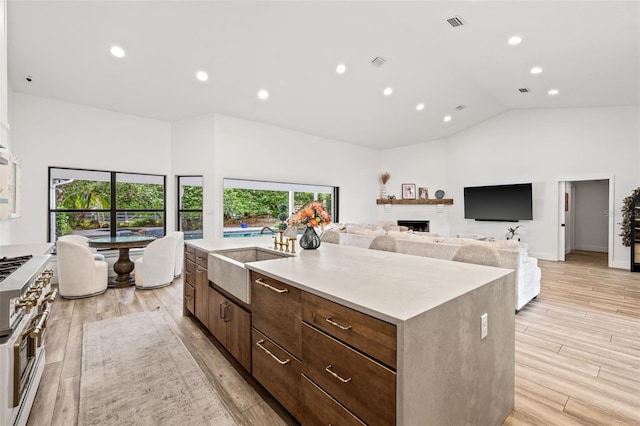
<box><xmin>257</xmin><ymin>89</ymin><xmax>269</xmax><ymax>100</ymax></box>
<box><xmin>416</xmin><ymin>103</ymin><xmax>425</xmax><ymax>111</ymax></box>
<box><xmin>336</xmin><ymin>64</ymin><xmax>347</xmax><ymax>74</ymax></box>
<box><xmin>383</xmin><ymin>87</ymin><xmax>393</xmax><ymax>96</ymax></box>
<box><xmin>196</xmin><ymin>71</ymin><xmax>208</xmax><ymax>82</ymax></box>
<box><xmin>548</xmin><ymin>89</ymin><xmax>559</xmax><ymax>96</ymax></box>
<box><xmin>110</xmin><ymin>46</ymin><xmax>125</xmax><ymax>58</ymax></box>
<box><xmin>508</xmin><ymin>36</ymin><xmax>522</xmax><ymax>46</ymax></box>
<box><xmin>530</xmin><ymin>67</ymin><xmax>543</xmax><ymax>75</ymax></box>
<box><xmin>443</xmin><ymin>115</ymin><xmax>452</xmax><ymax>123</ymax></box>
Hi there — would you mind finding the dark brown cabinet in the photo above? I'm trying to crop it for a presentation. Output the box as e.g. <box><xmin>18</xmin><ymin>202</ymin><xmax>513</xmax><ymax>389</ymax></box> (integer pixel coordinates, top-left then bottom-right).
<box><xmin>194</xmin><ymin>249</ymin><xmax>209</xmax><ymax>327</ymax></box>
<box><xmin>252</xmin><ymin>328</ymin><xmax>302</xmax><ymax>420</ymax></box>
<box><xmin>183</xmin><ymin>245</ymin><xmax>196</xmax><ymax>316</ymax></box>
<box><xmin>250</xmin><ymin>270</ymin><xmax>397</xmax><ymax>425</ymax></box>
<box><xmin>251</xmin><ymin>271</ymin><xmax>303</xmax><ymax>420</ymax></box>
<box><xmin>208</xmin><ymin>287</ymin><xmax>251</xmax><ymax>371</ymax></box>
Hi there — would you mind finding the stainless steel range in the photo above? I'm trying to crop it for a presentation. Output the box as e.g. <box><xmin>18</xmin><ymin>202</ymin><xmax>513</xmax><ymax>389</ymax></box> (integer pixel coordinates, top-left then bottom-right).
<box><xmin>0</xmin><ymin>250</ymin><xmax>56</xmax><ymax>426</ymax></box>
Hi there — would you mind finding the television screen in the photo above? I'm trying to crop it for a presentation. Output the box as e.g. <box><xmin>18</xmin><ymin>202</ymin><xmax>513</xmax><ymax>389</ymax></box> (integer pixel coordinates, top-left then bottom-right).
<box><xmin>464</xmin><ymin>183</ymin><xmax>533</xmax><ymax>222</ymax></box>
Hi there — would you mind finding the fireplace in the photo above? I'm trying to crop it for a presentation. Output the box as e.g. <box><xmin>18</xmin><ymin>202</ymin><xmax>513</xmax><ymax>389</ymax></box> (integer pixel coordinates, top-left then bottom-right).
<box><xmin>397</xmin><ymin>220</ymin><xmax>430</xmax><ymax>232</ymax></box>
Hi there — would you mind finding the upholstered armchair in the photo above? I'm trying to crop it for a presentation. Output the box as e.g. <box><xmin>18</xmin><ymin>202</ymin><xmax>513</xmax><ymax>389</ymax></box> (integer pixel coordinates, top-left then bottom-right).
<box><xmin>56</xmin><ymin>240</ymin><xmax>108</xmax><ymax>299</ymax></box>
<box><xmin>134</xmin><ymin>234</ymin><xmax>177</xmax><ymax>289</ymax></box>
<box><xmin>166</xmin><ymin>231</ymin><xmax>184</xmax><ymax>278</ymax></box>
<box><xmin>57</xmin><ymin>234</ymin><xmax>106</xmax><ymax>261</ymax></box>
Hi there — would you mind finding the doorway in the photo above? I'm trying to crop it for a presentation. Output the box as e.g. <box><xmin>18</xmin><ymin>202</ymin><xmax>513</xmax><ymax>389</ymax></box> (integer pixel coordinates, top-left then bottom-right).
<box><xmin>557</xmin><ymin>176</ymin><xmax>614</xmax><ymax>267</ymax></box>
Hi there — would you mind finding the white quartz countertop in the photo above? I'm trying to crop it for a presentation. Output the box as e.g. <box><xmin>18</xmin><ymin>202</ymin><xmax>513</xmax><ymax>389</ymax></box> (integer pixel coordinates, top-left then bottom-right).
<box><xmin>187</xmin><ymin>238</ymin><xmax>513</xmax><ymax>325</ymax></box>
<box><xmin>0</xmin><ymin>243</ymin><xmax>54</xmax><ymax>258</ymax></box>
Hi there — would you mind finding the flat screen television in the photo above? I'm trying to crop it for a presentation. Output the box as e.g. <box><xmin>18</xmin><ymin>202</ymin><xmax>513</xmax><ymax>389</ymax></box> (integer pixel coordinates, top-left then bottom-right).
<box><xmin>464</xmin><ymin>183</ymin><xmax>533</xmax><ymax>222</ymax></box>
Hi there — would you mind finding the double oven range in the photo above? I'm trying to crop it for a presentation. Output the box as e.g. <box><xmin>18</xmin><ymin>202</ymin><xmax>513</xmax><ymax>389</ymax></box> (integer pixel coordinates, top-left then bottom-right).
<box><xmin>0</xmin><ymin>249</ymin><xmax>56</xmax><ymax>426</ymax></box>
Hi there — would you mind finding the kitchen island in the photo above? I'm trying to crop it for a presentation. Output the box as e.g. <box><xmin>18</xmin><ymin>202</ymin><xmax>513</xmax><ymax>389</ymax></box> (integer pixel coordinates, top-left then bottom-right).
<box><xmin>186</xmin><ymin>238</ymin><xmax>515</xmax><ymax>425</ymax></box>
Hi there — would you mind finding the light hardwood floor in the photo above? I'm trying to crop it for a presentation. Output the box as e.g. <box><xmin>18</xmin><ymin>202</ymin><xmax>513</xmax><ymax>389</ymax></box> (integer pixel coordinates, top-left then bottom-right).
<box><xmin>27</xmin><ymin>251</ymin><xmax>640</xmax><ymax>425</ymax></box>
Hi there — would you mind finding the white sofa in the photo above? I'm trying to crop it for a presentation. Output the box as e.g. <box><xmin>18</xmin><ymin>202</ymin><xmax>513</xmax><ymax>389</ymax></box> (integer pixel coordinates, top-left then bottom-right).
<box><xmin>322</xmin><ymin>225</ymin><xmax>541</xmax><ymax>312</ymax></box>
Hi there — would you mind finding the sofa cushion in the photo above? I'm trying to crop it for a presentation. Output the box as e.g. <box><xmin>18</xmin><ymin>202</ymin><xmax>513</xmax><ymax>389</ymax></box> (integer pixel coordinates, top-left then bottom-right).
<box><xmin>369</xmin><ymin>235</ymin><xmax>397</xmax><ymax>252</ymax></box>
<box><xmin>452</xmin><ymin>244</ymin><xmax>501</xmax><ymax>267</ymax></box>
<box><xmin>346</xmin><ymin>225</ymin><xmax>387</xmax><ymax>236</ymax></box>
<box><xmin>395</xmin><ymin>240</ymin><xmax>459</xmax><ymax>260</ymax></box>
<box><xmin>320</xmin><ymin>229</ymin><xmax>341</xmax><ymax>244</ymax></box>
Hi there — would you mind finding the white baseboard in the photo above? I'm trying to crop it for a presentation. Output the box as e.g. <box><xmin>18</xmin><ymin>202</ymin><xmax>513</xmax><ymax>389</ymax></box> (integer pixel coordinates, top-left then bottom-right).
<box><xmin>573</xmin><ymin>245</ymin><xmax>607</xmax><ymax>253</ymax></box>
<box><xmin>611</xmin><ymin>260</ymin><xmax>629</xmax><ymax>270</ymax></box>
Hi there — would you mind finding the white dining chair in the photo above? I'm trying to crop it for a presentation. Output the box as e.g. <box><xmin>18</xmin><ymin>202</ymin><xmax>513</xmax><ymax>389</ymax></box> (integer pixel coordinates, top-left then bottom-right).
<box><xmin>134</xmin><ymin>234</ymin><xmax>178</xmax><ymax>289</ymax></box>
<box><xmin>166</xmin><ymin>231</ymin><xmax>184</xmax><ymax>278</ymax></box>
<box><xmin>57</xmin><ymin>234</ymin><xmax>106</xmax><ymax>261</ymax></box>
<box><xmin>56</xmin><ymin>240</ymin><xmax>108</xmax><ymax>298</ymax></box>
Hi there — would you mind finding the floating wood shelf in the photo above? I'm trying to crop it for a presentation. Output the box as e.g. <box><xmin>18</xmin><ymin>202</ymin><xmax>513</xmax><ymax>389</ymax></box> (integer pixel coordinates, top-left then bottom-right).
<box><xmin>376</xmin><ymin>198</ymin><xmax>453</xmax><ymax>205</ymax></box>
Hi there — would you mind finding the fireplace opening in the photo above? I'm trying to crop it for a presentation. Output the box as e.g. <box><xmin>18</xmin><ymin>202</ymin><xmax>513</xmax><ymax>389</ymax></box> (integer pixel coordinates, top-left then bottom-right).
<box><xmin>397</xmin><ymin>220</ymin><xmax>430</xmax><ymax>232</ymax></box>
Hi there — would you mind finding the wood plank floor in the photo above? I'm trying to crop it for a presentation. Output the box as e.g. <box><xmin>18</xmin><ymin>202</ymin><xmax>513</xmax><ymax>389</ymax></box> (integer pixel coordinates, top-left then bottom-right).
<box><xmin>27</xmin><ymin>250</ymin><xmax>640</xmax><ymax>425</ymax></box>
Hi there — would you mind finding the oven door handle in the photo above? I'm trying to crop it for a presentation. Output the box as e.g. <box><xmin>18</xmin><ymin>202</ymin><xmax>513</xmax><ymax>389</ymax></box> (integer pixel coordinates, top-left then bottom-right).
<box><xmin>44</xmin><ymin>289</ymin><xmax>58</xmax><ymax>304</ymax></box>
<box><xmin>29</xmin><ymin>308</ymin><xmax>50</xmax><ymax>338</ymax></box>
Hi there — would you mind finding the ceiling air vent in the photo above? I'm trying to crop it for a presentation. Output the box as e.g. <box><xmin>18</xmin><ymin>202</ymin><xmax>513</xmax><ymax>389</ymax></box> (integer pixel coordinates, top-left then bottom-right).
<box><xmin>455</xmin><ymin>104</ymin><xmax>467</xmax><ymax>111</ymax></box>
<box><xmin>371</xmin><ymin>57</ymin><xmax>386</xmax><ymax>67</ymax></box>
<box><xmin>518</xmin><ymin>88</ymin><xmax>531</xmax><ymax>93</ymax></box>
<box><xmin>446</xmin><ymin>16</ymin><xmax>465</xmax><ymax>28</ymax></box>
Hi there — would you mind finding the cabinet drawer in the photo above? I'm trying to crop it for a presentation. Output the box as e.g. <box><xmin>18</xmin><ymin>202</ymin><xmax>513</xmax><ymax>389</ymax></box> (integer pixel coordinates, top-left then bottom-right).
<box><xmin>185</xmin><ymin>244</ymin><xmax>195</xmax><ymax>262</ymax></box>
<box><xmin>252</xmin><ymin>328</ymin><xmax>302</xmax><ymax>421</ymax></box>
<box><xmin>302</xmin><ymin>292</ymin><xmax>397</xmax><ymax>369</ymax></box>
<box><xmin>301</xmin><ymin>374</ymin><xmax>365</xmax><ymax>426</ymax></box>
<box><xmin>184</xmin><ymin>259</ymin><xmax>195</xmax><ymax>286</ymax></box>
<box><xmin>184</xmin><ymin>283</ymin><xmax>195</xmax><ymax>315</ymax></box>
<box><xmin>302</xmin><ymin>323</ymin><xmax>396</xmax><ymax>426</ymax></box>
<box><xmin>195</xmin><ymin>249</ymin><xmax>208</xmax><ymax>268</ymax></box>
<box><xmin>251</xmin><ymin>272</ymin><xmax>302</xmax><ymax>359</ymax></box>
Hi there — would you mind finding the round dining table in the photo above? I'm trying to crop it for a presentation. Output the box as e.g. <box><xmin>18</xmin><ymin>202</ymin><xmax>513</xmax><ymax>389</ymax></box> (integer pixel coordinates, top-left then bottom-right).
<box><xmin>88</xmin><ymin>236</ymin><xmax>155</xmax><ymax>287</ymax></box>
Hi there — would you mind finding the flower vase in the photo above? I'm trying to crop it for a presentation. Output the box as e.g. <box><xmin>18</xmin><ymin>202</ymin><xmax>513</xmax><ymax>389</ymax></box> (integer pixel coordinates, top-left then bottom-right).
<box><xmin>299</xmin><ymin>226</ymin><xmax>321</xmax><ymax>250</ymax></box>
<box><xmin>380</xmin><ymin>184</ymin><xmax>387</xmax><ymax>199</ymax></box>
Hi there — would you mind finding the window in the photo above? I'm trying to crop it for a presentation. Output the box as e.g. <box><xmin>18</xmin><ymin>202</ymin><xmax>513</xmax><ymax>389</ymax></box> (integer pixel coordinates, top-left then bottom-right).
<box><xmin>177</xmin><ymin>175</ymin><xmax>203</xmax><ymax>240</ymax></box>
<box><xmin>222</xmin><ymin>178</ymin><xmax>338</xmax><ymax>237</ymax></box>
<box><xmin>48</xmin><ymin>167</ymin><xmax>166</xmax><ymax>242</ymax></box>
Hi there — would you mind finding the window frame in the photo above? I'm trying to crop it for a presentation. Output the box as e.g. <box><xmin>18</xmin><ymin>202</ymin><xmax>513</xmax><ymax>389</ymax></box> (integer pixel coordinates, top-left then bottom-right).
<box><xmin>48</xmin><ymin>166</ymin><xmax>166</xmax><ymax>242</ymax></box>
<box><xmin>222</xmin><ymin>178</ymin><xmax>339</xmax><ymax>237</ymax></box>
<box><xmin>176</xmin><ymin>175</ymin><xmax>203</xmax><ymax>240</ymax></box>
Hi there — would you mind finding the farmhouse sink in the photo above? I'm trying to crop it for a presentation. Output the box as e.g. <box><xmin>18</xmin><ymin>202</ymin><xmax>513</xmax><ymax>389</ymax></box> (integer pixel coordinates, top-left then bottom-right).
<box><xmin>208</xmin><ymin>247</ymin><xmax>292</xmax><ymax>304</ymax></box>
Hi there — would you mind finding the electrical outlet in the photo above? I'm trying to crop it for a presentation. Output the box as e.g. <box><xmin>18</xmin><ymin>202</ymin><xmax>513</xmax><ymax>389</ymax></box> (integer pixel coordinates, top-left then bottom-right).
<box><xmin>481</xmin><ymin>313</ymin><xmax>488</xmax><ymax>339</ymax></box>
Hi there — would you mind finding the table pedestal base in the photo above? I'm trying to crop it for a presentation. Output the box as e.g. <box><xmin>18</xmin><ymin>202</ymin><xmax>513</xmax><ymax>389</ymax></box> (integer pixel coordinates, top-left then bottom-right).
<box><xmin>111</xmin><ymin>247</ymin><xmax>135</xmax><ymax>287</ymax></box>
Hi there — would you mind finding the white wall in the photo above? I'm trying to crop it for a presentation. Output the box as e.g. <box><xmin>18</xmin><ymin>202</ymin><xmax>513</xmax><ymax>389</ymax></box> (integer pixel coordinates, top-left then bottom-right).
<box><xmin>172</xmin><ymin>113</ymin><xmax>380</xmax><ymax>239</ymax></box>
<box><xmin>10</xmin><ymin>94</ymin><xmax>172</xmax><ymax>244</ymax></box>
<box><xmin>0</xmin><ymin>82</ymin><xmax>12</xmax><ymax>244</ymax></box>
<box><xmin>376</xmin><ymin>139</ymin><xmax>451</xmax><ymax>235</ymax></box>
<box><xmin>8</xmin><ymin>95</ymin><xmax>639</xmax><ymax>271</ymax></box>
<box><xmin>444</xmin><ymin>107</ymin><xmax>637</xmax><ymax>268</ymax></box>
<box><xmin>573</xmin><ymin>180</ymin><xmax>609</xmax><ymax>252</ymax></box>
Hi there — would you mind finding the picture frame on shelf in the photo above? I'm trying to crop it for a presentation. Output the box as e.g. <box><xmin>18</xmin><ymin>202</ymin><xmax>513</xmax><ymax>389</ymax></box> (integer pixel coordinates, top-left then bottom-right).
<box><xmin>418</xmin><ymin>187</ymin><xmax>429</xmax><ymax>200</ymax></box>
<box><xmin>402</xmin><ymin>183</ymin><xmax>416</xmax><ymax>200</ymax></box>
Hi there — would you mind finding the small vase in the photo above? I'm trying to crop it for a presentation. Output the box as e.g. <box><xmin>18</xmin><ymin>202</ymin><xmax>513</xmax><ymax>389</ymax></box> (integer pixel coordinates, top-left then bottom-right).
<box><xmin>299</xmin><ymin>226</ymin><xmax>321</xmax><ymax>250</ymax></box>
<box><xmin>380</xmin><ymin>184</ymin><xmax>387</xmax><ymax>199</ymax></box>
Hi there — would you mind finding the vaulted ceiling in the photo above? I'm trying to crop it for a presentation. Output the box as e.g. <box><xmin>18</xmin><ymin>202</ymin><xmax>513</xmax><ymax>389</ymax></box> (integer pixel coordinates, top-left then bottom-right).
<box><xmin>9</xmin><ymin>1</ymin><xmax>640</xmax><ymax>149</ymax></box>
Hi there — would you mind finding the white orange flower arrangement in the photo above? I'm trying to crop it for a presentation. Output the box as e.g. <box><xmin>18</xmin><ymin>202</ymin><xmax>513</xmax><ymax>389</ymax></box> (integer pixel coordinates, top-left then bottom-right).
<box><xmin>288</xmin><ymin>201</ymin><xmax>331</xmax><ymax>228</ymax></box>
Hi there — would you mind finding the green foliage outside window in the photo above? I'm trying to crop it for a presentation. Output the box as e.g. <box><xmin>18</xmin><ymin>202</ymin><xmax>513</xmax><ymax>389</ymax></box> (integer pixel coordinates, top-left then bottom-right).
<box><xmin>223</xmin><ymin>189</ymin><xmax>288</xmax><ymax>219</ymax></box>
<box><xmin>116</xmin><ymin>182</ymin><xmax>164</xmax><ymax>209</ymax></box>
<box><xmin>181</xmin><ymin>185</ymin><xmax>203</xmax><ymax>210</ymax></box>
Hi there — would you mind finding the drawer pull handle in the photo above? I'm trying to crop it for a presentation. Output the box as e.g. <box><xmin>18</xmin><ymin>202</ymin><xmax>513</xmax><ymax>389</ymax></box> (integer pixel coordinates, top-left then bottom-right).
<box><xmin>184</xmin><ymin>295</ymin><xmax>193</xmax><ymax>300</ymax></box>
<box><xmin>255</xmin><ymin>278</ymin><xmax>288</xmax><ymax>294</ymax></box>
<box><xmin>325</xmin><ymin>365</ymin><xmax>351</xmax><ymax>383</ymax></box>
<box><xmin>196</xmin><ymin>256</ymin><xmax>206</xmax><ymax>260</ymax></box>
<box><xmin>325</xmin><ymin>317</ymin><xmax>352</xmax><ymax>330</ymax></box>
<box><xmin>256</xmin><ymin>339</ymin><xmax>290</xmax><ymax>365</ymax></box>
<box><xmin>185</xmin><ymin>271</ymin><xmax>192</xmax><ymax>275</ymax></box>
